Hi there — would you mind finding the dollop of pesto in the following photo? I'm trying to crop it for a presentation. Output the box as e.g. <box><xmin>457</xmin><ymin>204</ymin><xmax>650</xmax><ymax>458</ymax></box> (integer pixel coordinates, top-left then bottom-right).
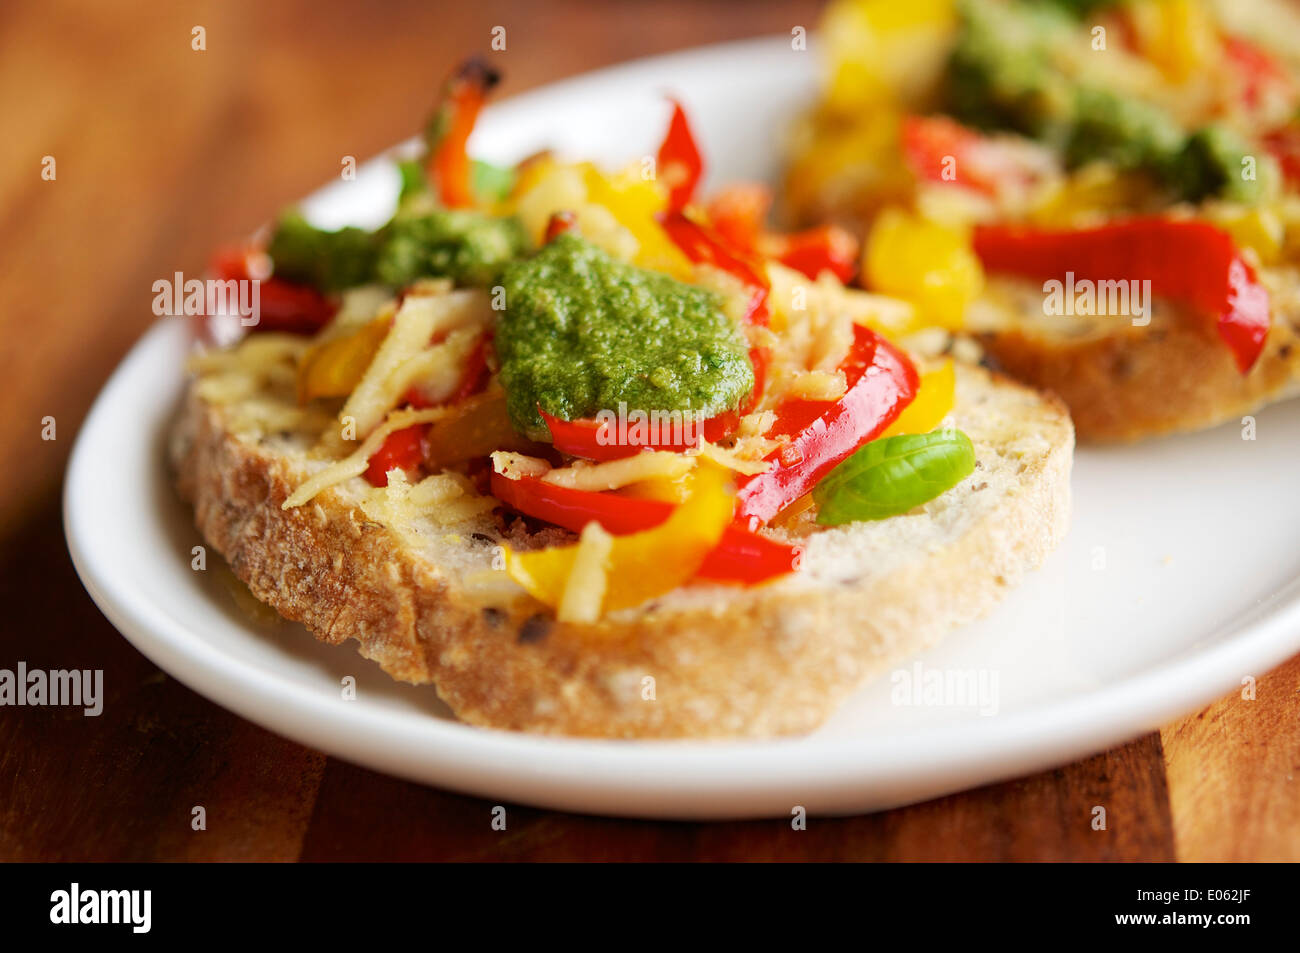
<box><xmin>496</xmin><ymin>234</ymin><xmax>755</xmax><ymax>441</ymax></box>
<box><xmin>1167</xmin><ymin>124</ymin><xmax>1275</xmax><ymax>204</ymax></box>
<box><xmin>946</xmin><ymin>0</ymin><xmax>1275</xmax><ymax>204</ymax></box>
<box><xmin>375</xmin><ymin>209</ymin><xmax>527</xmax><ymax>288</ymax></box>
<box><xmin>266</xmin><ymin>207</ymin><xmax>528</xmax><ymax>291</ymax></box>
<box><xmin>266</xmin><ymin>213</ymin><xmax>379</xmax><ymax>292</ymax></box>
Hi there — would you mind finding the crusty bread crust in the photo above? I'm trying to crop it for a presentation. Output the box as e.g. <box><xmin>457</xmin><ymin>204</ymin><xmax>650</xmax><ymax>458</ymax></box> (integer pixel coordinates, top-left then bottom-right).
<box><xmin>978</xmin><ymin>277</ymin><xmax>1300</xmax><ymax>443</ymax></box>
<box><xmin>171</xmin><ymin>364</ymin><xmax>1072</xmax><ymax>739</ymax></box>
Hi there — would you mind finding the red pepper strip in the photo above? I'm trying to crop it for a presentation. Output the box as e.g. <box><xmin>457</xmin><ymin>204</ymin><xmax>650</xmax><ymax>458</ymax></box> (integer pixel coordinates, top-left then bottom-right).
<box><xmin>902</xmin><ymin>115</ymin><xmax>1000</xmax><ymax>197</ymax></box>
<box><xmin>901</xmin><ymin>115</ymin><xmax>1051</xmax><ymax>200</ymax></box>
<box><xmin>971</xmin><ymin>218</ymin><xmax>1271</xmax><ymax>373</ymax></box>
<box><xmin>364</xmin><ymin>425</ymin><xmax>428</xmax><ymax>487</ymax></box>
<box><xmin>544</xmin><ymin>210</ymin><xmax>578</xmax><ymax>243</ymax></box>
<box><xmin>211</xmin><ymin>247</ymin><xmax>336</xmax><ymax>335</ymax></box>
<box><xmin>734</xmin><ymin>326</ymin><xmax>919</xmax><ymax>527</ymax></box>
<box><xmin>426</xmin><ymin>57</ymin><xmax>500</xmax><ymax>208</ymax></box>
<box><xmin>657</xmin><ymin>98</ymin><xmax>704</xmax><ymax>213</ymax></box>
<box><xmin>402</xmin><ymin>333</ymin><xmax>491</xmax><ymax>409</ymax></box>
<box><xmin>539</xmin><ymin>406</ymin><xmax>736</xmax><ymax>462</ymax></box>
<box><xmin>451</xmin><ymin>334</ymin><xmax>491</xmax><ymax>401</ymax></box>
<box><xmin>706</xmin><ymin>183</ymin><xmax>771</xmax><ymax>253</ymax></box>
<box><xmin>765</xmin><ymin>225</ymin><xmax>860</xmax><ymax>284</ymax></box>
<box><xmin>369</xmin><ymin>334</ymin><xmax>492</xmax><ymax>487</ymax></box>
<box><xmin>1224</xmin><ymin>35</ymin><xmax>1293</xmax><ymax>111</ymax></box>
<box><xmin>704</xmin><ymin>183</ymin><xmax>858</xmax><ymax>282</ymax></box>
<box><xmin>658</xmin><ymin>210</ymin><xmax>769</xmax><ymax>314</ymax></box>
<box><xmin>490</xmin><ymin>471</ymin><xmax>799</xmax><ymax>584</ymax></box>
<box><xmin>1263</xmin><ymin>123</ymin><xmax>1300</xmax><ymax>186</ymax></box>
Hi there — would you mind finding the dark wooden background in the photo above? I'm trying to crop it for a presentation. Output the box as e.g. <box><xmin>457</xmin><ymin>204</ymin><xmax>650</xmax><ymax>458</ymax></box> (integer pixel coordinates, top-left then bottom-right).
<box><xmin>2</xmin><ymin>0</ymin><xmax>1297</xmax><ymax>861</ymax></box>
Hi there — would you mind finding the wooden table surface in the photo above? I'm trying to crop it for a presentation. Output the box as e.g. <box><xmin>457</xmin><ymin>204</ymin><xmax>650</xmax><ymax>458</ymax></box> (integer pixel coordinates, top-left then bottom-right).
<box><xmin>2</xmin><ymin>0</ymin><xmax>1297</xmax><ymax>862</ymax></box>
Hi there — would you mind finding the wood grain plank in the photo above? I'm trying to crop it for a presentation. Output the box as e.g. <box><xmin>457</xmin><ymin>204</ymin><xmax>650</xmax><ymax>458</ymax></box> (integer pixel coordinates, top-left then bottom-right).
<box><xmin>297</xmin><ymin>732</ymin><xmax>1174</xmax><ymax>862</ymax></box>
<box><xmin>1162</xmin><ymin>653</ymin><xmax>1300</xmax><ymax>861</ymax></box>
<box><xmin>0</xmin><ymin>495</ymin><xmax>326</xmax><ymax>861</ymax></box>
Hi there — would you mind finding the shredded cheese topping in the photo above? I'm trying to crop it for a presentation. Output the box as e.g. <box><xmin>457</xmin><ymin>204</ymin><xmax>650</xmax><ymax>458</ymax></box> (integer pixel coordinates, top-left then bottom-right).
<box><xmin>557</xmin><ymin>523</ymin><xmax>614</xmax><ymax>623</ymax></box>
<box><xmin>282</xmin><ymin>406</ymin><xmax>453</xmax><ymax>509</ymax></box>
<box><xmin>490</xmin><ymin>450</ymin><xmax>552</xmax><ymax>480</ymax></box>
<box><xmin>540</xmin><ymin>451</ymin><xmax>695</xmax><ymax>491</ymax></box>
<box><xmin>763</xmin><ymin>262</ymin><xmax>914</xmax><ymax>414</ymax></box>
<box><xmin>695</xmin><ymin>437</ymin><xmax>772</xmax><ymax>476</ymax></box>
<box><xmin>786</xmin><ymin>369</ymin><xmax>848</xmax><ymax>402</ymax></box>
<box><xmin>359</xmin><ymin>469</ymin><xmax>497</xmax><ymax>528</ymax></box>
<box><xmin>339</xmin><ymin>288</ymin><xmax>492</xmax><ymax>439</ymax></box>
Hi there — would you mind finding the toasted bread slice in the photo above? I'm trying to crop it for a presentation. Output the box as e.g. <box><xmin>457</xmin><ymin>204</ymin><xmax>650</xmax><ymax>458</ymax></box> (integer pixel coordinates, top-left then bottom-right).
<box><xmin>969</xmin><ymin>268</ymin><xmax>1300</xmax><ymax>443</ymax></box>
<box><xmin>170</xmin><ymin>359</ymin><xmax>1072</xmax><ymax>739</ymax></box>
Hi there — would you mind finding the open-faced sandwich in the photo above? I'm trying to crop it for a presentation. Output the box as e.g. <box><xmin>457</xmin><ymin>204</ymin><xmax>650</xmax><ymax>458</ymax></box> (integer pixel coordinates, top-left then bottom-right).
<box><xmin>171</xmin><ymin>60</ymin><xmax>1072</xmax><ymax>739</ymax></box>
<box><xmin>785</xmin><ymin>0</ymin><xmax>1300</xmax><ymax>441</ymax></box>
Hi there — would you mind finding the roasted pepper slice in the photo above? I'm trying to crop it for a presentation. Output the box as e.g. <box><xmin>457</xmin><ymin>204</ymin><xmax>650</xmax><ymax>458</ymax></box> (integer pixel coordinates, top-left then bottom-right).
<box><xmin>211</xmin><ymin>246</ymin><xmax>336</xmax><ymax>336</ymax></box>
<box><xmin>704</xmin><ymin>183</ymin><xmax>859</xmax><ymax>282</ymax></box>
<box><xmin>864</xmin><ymin>207</ymin><xmax>984</xmax><ymax>331</ymax></box>
<box><xmin>364</xmin><ymin>423</ymin><xmax>428</xmax><ymax>487</ymax></box>
<box><xmin>539</xmin><ymin>404</ymin><xmax>745</xmax><ymax>462</ymax></box>
<box><xmin>879</xmin><ymin>360</ymin><xmax>955</xmax><ymax>437</ymax></box>
<box><xmin>490</xmin><ymin>469</ymin><xmax>799</xmax><ymax>584</ymax></box>
<box><xmin>297</xmin><ymin>315</ymin><xmax>391</xmax><ymax>404</ymax></box>
<box><xmin>363</xmin><ymin>333</ymin><xmax>493</xmax><ymax>488</ymax></box>
<box><xmin>504</xmin><ymin>463</ymin><xmax>733</xmax><ymax>616</ymax></box>
<box><xmin>657</xmin><ymin>98</ymin><xmax>704</xmax><ymax>213</ymax></box>
<box><xmin>735</xmin><ymin>325</ymin><xmax>919</xmax><ymax>526</ymax></box>
<box><xmin>580</xmin><ymin>164</ymin><xmax>694</xmax><ymax>277</ymax></box>
<box><xmin>425</xmin><ymin>57</ymin><xmax>501</xmax><ymax>208</ymax></box>
<box><xmin>765</xmin><ymin>225</ymin><xmax>860</xmax><ymax>284</ymax></box>
<box><xmin>971</xmin><ymin>218</ymin><xmax>1271</xmax><ymax>373</ymax></box>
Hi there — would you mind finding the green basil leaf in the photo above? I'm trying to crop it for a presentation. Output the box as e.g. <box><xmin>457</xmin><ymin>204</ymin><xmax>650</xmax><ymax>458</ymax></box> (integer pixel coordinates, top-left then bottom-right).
<box><xmin>395</xmin><ymin>158</ymin><xmax>428</xmax><ymax>206</ymax></box>
<box><xmin>812</xmin><ymin>429</ymin><xmax>976</xmax><ymax>526</ymax></box>
<box><xmin>472</xmin><ymin>159</ymin><xmax>517</xmax><ymax>203</ymax></box>
<box><xmin>398</xmin><ymin>158</ymin><xmax>514</xmax><ymax>207</ymax></box>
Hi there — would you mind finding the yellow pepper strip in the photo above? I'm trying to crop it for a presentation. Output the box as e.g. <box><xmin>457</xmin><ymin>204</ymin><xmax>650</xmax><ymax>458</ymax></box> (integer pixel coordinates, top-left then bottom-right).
<box><xmin>504</xmin><ymin>463</ymin><xmax>734</xmax><ymax>619</ymax></box>
<box><xmin>880</xmin><ymin>360</ymin><xmax>955</xmax><ymax>437</ymax></box>
<box><xmin>823</xmin><ymin>0</ymin><xmax>957</xmax><ymax>113</ymax></box>
<box><xmin>505</xmin><ymin>153</ymin><xmax>558</xmax><ymax>204</ymax></box>
<box><xmin>297</xmin><ymin>315</ymin><xmax>389</xmax><ymax>404</ymax></box>
<box><xmin>615</xmin><ymin>473</ymin><xmax>693</xmax><ymax>503</ymax></box>
<box><xmin>1210</xmin><ymin>206</ymin><xmax>1284</xmax><ymax>266</ymax></box>
<box><xmin>864</xmin><ymin>207</ymin><xmax>983</xmax><ymax>331</ymax></box>
<box><xmin>1027</xmin><ymin>164</ymin><xmax>1150</xmax><ymax>228</ymax></box>
<box><xmin>1130</xmin><ymin>0</ymin><xmax>1215</xmax><ymax>84</ymax></box>
<box><xmin>581</xmin><ymin>164</ymin><xmax>695</xmax><ymax>280</ymax></box>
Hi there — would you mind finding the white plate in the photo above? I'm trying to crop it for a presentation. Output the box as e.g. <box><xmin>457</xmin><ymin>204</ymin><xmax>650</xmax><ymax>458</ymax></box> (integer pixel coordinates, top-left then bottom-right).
<box><xmin>66</xmin><ymin>37</ymin><xmax>1300</xmax><ymax>819</ymax></box>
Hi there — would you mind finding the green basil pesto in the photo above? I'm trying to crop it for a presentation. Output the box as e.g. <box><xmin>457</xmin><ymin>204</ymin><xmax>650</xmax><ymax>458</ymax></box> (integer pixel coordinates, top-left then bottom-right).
<box><xmin>946</xmin><ymin>0</ymin><xmax>1274</xmax><ymax>204</ymax></box>
<box><xmin>375</xmin><ymin>209</ymin><xmax>527</xmax><ymax>288</ymax></box>
<box><xmin>266</xmin><ymin>207</ymin><xmax>528</xmax><ymax>292</ymax></box>
<box><xmin>1167</xmin><ymin>124</ymin><xmax>1275</xmax><ymax>204</ymax></box>
<box><xmin>496</xmin><ymin>234</ymin><xmax>755</xmax><ymax>441</ymax></box>
<box><xmin>946</xmin><ymin>0</ymin><xmax>1078</xmax><ymax>141</ymax></box>
<box><xmin>265</xmin><ymin>213</ymin><xmax>379</xmax><ymax>292</ymax></box>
